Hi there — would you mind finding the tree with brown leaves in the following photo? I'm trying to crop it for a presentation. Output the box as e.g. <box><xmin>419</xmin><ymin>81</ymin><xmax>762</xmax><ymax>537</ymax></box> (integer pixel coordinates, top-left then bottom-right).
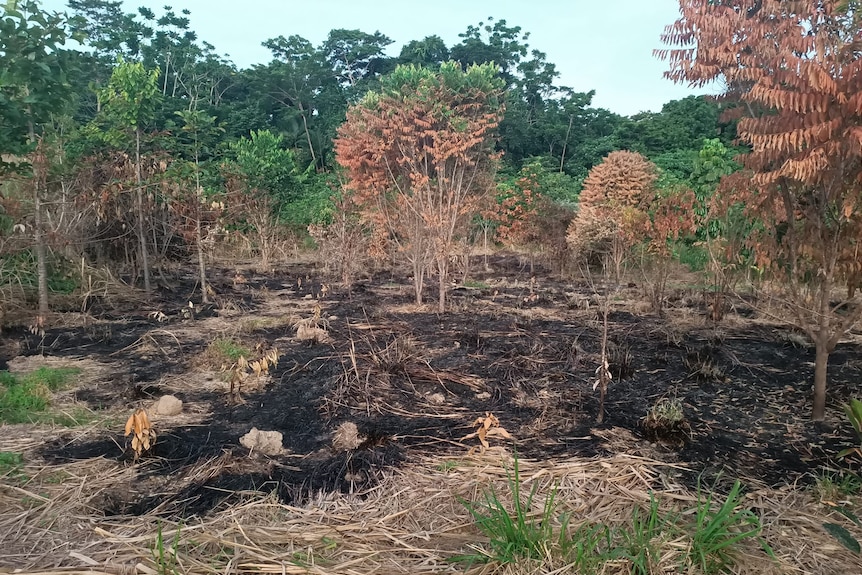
<box><xmin>567</xmin><ymin>150</ymin><xmax>657</xmax><ymax>282</ymax></box>
<box><xmin>335</xmin><ymin>62</ymin><xmax>504</xmax><ymax>312</ymax></box>
<box><xmin>660</xmin><ymin>0</ymin><xmax>862</xmax><ymax>420</ymax></box>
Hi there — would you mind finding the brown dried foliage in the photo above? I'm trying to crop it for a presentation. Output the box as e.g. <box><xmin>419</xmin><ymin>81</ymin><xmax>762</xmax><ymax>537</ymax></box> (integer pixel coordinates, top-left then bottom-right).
<box><xmin>660</xmin><ymin>0</ymin><xmax>862</xmax><ymax>419</ymax></box>
<box><xmin>567</xmin><ymin>151</ymin><xmax>658</xmax><ymax>280</ymax></box>
<box><xmin>335</xmin><ymin>67</ymin><xmax>504</xmax><ymax>311</ymax></box>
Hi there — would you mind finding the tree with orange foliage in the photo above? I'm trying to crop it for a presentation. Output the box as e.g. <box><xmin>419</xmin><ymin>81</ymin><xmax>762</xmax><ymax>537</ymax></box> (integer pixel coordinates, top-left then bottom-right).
<box><xmin>660</xmin><ymin>0</ymin><xmax>862</xmax><ymax>420</ymax></box>
<box><xmin>567</xmin><ymin>150</ymin><xmax>657</xmax><ymax>282</ymax></box>
<box><xmin>335</xmin><ymin>63</ymin><xmax>504</xmax><ymax>312</ymax></box>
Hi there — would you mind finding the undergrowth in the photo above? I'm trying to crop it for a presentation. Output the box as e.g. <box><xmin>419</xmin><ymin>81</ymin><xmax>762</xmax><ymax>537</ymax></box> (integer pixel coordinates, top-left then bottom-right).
<box><xmin>455</xmin><ymin>456</ymin><xmax>773</xmax><ymax>573</ymax></box>
<box><xmin>0</xmin><ymin>366</ymin><xmax>81</xmax><ymax>424</ymax></box>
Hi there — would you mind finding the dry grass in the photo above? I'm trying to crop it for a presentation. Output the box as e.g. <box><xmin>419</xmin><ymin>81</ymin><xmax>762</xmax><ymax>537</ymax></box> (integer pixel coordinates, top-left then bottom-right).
<box><xmin>1</xmin><ymin>446</ymin><xmax>859</xmax><ymax>575</ymax></box>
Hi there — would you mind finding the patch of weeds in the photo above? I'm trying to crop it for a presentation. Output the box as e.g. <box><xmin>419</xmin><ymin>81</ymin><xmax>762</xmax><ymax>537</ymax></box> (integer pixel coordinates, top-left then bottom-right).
<box><xmin>564</xmin><ymin>522</ymin><xmax>614</xmax><ymax>573</ymax></box>
<box><xmin>462</xmin><ymin>279</ymin><xmax>489</xmax><ymax>289</ymax></box>
<box><xmin>614</xmin><ymin>494</ymin><xmax>674</xmax><ymax>575</ymax></box>
<box><xmin>0</xmin><ymin>451</ymin><xmax>24</xmax><ymax>477</ymax></box>
<box><xmin>0</xmin><ymin>367</ymin><xmax>81</xmax><ymax>424</ymax></box>
<box><xmin>435</xmin><ymin>460</ymin><xmax>460</xmax><ymax>474</ymax></box>
<box><xmin>688</xmin><ymin>478</ymin><xmax>773</xmax><ymax>574</ymax></box>
<box><xmin>289</xmin><ymin>537</ymin><xmax>337</xmax><ymax>568</ymax></box>
<box><xmin>151</xmin><ymin>522</ymin><xmax>182</xmax><ymax>575</ymax></box>
<box><xmin>454</xmin><ymin>455</ymin><xmax>562</xmax><ymax>565</ymax></box>
<box><xmin>642</xmin><ymin>396</ymin><xmax>691</xmax><ymax>444</ymax></box>
<box><xmin>684</xmin><ymin>345</ymin><xmax>726</xmax><ymax>382</ymax></box>
<box><xmin>608</xmin><ymin>342</ymin><xmax>635</xmax><ymax>380</ymax></box>
<box><xmin>813</xmin><ymin>468</ymin><xmax>861</xmax><ymax>503</ymax></box>
<box><xmin>237</xmin><ymin>316</ymin><xmax>290</xmax><ymax>334</ymax></box>
<box><xmin>206</xmin><ymin>338</ymin><xmax>252</xmax><ymax>365</ymax></box>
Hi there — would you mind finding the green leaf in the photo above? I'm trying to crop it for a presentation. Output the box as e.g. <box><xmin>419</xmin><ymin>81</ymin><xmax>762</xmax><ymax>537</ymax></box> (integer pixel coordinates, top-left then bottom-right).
<box><xmin>834</xmin><ymin>506</ymin><xmax>861</xmax><ymax>526</ymax></box>
<box><xmin>823</xmin><ymin>523</ymin><xmax>860</xmax><ymax>554</ymax></box>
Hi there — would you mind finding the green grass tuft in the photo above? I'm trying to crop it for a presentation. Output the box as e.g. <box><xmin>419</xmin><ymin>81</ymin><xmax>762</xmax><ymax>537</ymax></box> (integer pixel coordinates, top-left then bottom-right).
<box><xmin>0</xmin><ymin>367</ymin><xmax>81</xmax><ymax>424</ymax></box>
<box><xmin>208</xmin><ymin>338</ymin><xmax>253</xmax><ymax>363</ymax></box>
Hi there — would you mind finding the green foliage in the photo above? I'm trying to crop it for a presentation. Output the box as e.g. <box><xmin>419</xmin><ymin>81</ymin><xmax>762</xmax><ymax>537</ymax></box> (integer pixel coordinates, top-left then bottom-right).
<box><xmin>615</xmin><ymin>495</ymin><xmax>669</xmax><ymax>575</ymax></box>
<box><xmin>0</xmin><ymin>451</ymin><xmax>25</xmax><ymax>476</ymax></box>
<box><xmin>0</xmin><ymin>367</ymin><xmax>81</xmax><ymax>424</ymax></box>
<box><xmin>823</xmin><ymin>522</ymin><xmax>860</xmax><ymax>554</ymax></box>
<box><xmin>674</xmin><ymin>241</ymin><xmax>710</xmax><ymax>272</ymax></box>
<box><xmin>229</xmin><ymin>129</ymin><xmax>302</xmax><ymax>218</ymax></box>
<box><xmin>814</xmin><ymin>468</ymin><xmax>862</xmax><ymax>502</ymax></box>
<box><xmin>151</xmin><ymin>521</ymin><xmax>182</xmax><ymax>575</ymax></box>
<box><xmin>97</xmin><ymin>57</ymin><xmax>161</xmax><ymax>141</ymax></box>
<box><xmin>688</xmin><ymin>479</ymin><xmax>770</xmax><ymax>574</ymax></box>
<box><xmin>455</xmin><ymin>456</ymin><xmax>563</xmax><ymax>564</ymax></box>
<box><xmin>208</xmin><ymin>338</ymin><xmax>252</xmax><ymax>363</ymax></box>
<box><xmin>0</xmin><ymin>0</ymin><xmax>79</xmax><ymax>156</ymax></box>
<box><xmin>839</xmin><ymin>398</ymin><xmax>862</xmax><ymax>460</ymax></box>
<box><xmin>0</xmin><ymin>250</ymin><xmax>78</xmax><ymax>294</ymax></box>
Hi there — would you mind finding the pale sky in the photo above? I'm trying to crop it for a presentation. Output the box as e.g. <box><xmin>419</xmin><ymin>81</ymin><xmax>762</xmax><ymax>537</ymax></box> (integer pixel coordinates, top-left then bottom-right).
<box><xmin>43</xmin><ymin>0</ymin><xmax>712</xmax><ymax>116</ymax></box>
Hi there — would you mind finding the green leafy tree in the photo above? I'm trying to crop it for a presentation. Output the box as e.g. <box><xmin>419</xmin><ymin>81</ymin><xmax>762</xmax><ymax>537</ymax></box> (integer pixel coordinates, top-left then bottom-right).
<box><xmin>0</xmin><ymin>0</ymin><xmax>79</xmax><ymax>321</ymax></box>
<box><xmin>397</xmin><ymin>35</ymin><xmax>450</xmax><ymax>69</ymax></box>
<box><xmin>451</xmin><ymin>17</ymin><xmax>528</xmax><ymax>87</ymax></box>
<box><xmin>226</xmin><ymin>130</ymin><xmax>301</xmax><ymax>269</ymax></box>
<box><xmin>321</xmin><ymin>28</ymin><xmax>394</xmax><ymax>92</ymax></box>
<box><xmin>97</xmin><ymin>57</ymin><xmax>161</xmax><ymax>294</ymax></box>
<box><xmin>258</xmin><ymin>35</ymin><xmax>341</xmax><ymax>169</ymax></box>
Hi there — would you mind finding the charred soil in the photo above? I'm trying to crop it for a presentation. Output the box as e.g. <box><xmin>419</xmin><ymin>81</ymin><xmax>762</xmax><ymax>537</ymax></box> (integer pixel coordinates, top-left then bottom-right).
<box><xmin>2</xmin><ymin>254</ymin><xmax>860</xmax><ymax>520</ymax></box>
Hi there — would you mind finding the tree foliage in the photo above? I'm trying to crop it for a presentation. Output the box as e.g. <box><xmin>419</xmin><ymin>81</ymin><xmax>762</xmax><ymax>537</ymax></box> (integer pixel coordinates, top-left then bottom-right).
<box><xmin>660</xmin><ymin>0</ymin><xmax>862</xmax><ymax>420</ymax></box>
<box><xmin>336</xmin><ymin>62</ymin><xmax>504</xmax><ymax>311</ymax></box>
<box><xmin>567</xmin><ymin>151</ymin><xmax>658</xmax><ymax>281</ymax></box>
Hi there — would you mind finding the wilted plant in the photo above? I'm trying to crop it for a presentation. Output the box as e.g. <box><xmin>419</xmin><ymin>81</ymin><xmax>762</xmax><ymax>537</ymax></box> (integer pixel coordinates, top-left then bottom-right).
<box><xmin>461</xmin><ymin>412</ymin><xmax>513</xmax><ymax>453</ymax></box>
<box><xmin>228</xmin><ymin>347</ymin><xmax>279</xmax><ymax>402</ymax></box>
<box><xmin>124</xmin><ymin>408</ymin><xmax>155</xmax><ymax>459</ymax></box>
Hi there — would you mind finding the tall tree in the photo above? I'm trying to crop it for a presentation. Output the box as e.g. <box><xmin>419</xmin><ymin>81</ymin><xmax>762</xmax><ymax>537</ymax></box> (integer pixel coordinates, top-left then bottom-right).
<box><xmin>0</xmin><ymin>0</ymin><xmax>78</xmax><ymax>322</ymax></box>
<box><xmin>98</xmin><ymin>58</ymin><xmax>161</xmax><ymax>294</ymax></box>
<box><xmin>660</xmin><ymin>0</ymin><xmax>862</xmax><ymax>420</ymax></box>
<box><xmin>259</xmin><ymin>35</ymin><xmax>340</xmax><ymax>169</ymax></box>
<box><xmin>336</xmin><ymin>63</ymin><xmax>505</xmax><ymax>312</ymax></box>
<box><xmin>397</xmin><ymin>35</ymin><xmax>450</xmax><ymax>69</ymax></box>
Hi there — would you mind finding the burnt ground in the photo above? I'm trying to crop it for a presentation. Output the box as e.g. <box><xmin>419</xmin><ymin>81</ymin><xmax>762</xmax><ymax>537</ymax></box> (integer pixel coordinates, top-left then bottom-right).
<box><xmin>2</xmin><ymin>253</ymin><xmax>861</xmax><ymax>520</ymax></box>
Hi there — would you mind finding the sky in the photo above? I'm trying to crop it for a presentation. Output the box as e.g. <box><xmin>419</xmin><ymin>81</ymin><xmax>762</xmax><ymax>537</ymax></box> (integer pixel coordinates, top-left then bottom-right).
<box><xmin>42</xmin><ymin>0</ymin><xmax>714</xmax><ymax>116</ymax></box>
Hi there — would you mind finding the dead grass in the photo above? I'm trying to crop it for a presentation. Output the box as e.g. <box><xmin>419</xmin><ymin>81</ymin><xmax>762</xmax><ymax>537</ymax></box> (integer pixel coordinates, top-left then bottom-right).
<box><xmin>1</xmin><ymin>448</ymin><xmax>859</xmax><ymax>575</ymax></box>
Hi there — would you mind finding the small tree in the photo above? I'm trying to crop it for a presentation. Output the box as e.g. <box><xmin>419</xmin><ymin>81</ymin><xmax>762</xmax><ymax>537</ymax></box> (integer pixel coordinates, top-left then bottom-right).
<box><xmin>640</xmin><ymin>185</ymin><xmax>697</xmax><ymax>312</ymax></box>
<box><xmin>173</xmin><ymin>108</ymin><xmax>223</xmax><ymax>303</ymax></box>
<box><xmin>335</xmin><ymin>62</ymin><xmax>504</xmax><ymax>312</ymax></box>
<box><xmin>660</xmin><ymin>0</ymin><xmax>862</xmax><ymax>420</ymax></box>
<box><xmin>98</xmin><ymin>57</ymin><xmax>161</xmax><ymax>294</ymax></box>
<box><xmin>225</xmin><ymin>130</ymin><xmax>301</xmax><ymax>271</ymax></box>
<box><xmin>567</xmin><ymin>150</ymin><xmax>657</xmax><ymax>282</ymax></box>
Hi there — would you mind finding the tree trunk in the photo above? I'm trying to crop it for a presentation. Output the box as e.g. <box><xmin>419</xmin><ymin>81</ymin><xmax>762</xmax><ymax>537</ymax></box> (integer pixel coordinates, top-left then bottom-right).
<box><xmin>437</xmin><ymin>256</ymin><xmax>447</xmax><ymax>313</ymax></box>
<box><xmin>194</xmin><ymin>150</ymin><xmax>209</xmax><ymax>304</ymax></box>
<box><xmin>34</xmin><ymin>175</ymin><xmax>49</xmax><ymax>320</ymax></box>
<box><xmin>812</xmin><ymin>339</ymin><xmax>829</xmax><ymax>421</ymax></box>
<box><xmin>135</xmin><ymin>128</ymin><xmax>151</xmax><ymax>295</ymax></box>
<box><xmin>196</xmin><ymin>218</ymin><xmax>209</xmax><ymax>304</ymax></box>
<box><xmin>412</xmin><ymin>258</ymin><xmax>424</xmax><ymax>305</ymax></box>
<box><xmin>29</xmin><ymin>126</ymin><xmax>48</xmax><ymax>321</ymax></box>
